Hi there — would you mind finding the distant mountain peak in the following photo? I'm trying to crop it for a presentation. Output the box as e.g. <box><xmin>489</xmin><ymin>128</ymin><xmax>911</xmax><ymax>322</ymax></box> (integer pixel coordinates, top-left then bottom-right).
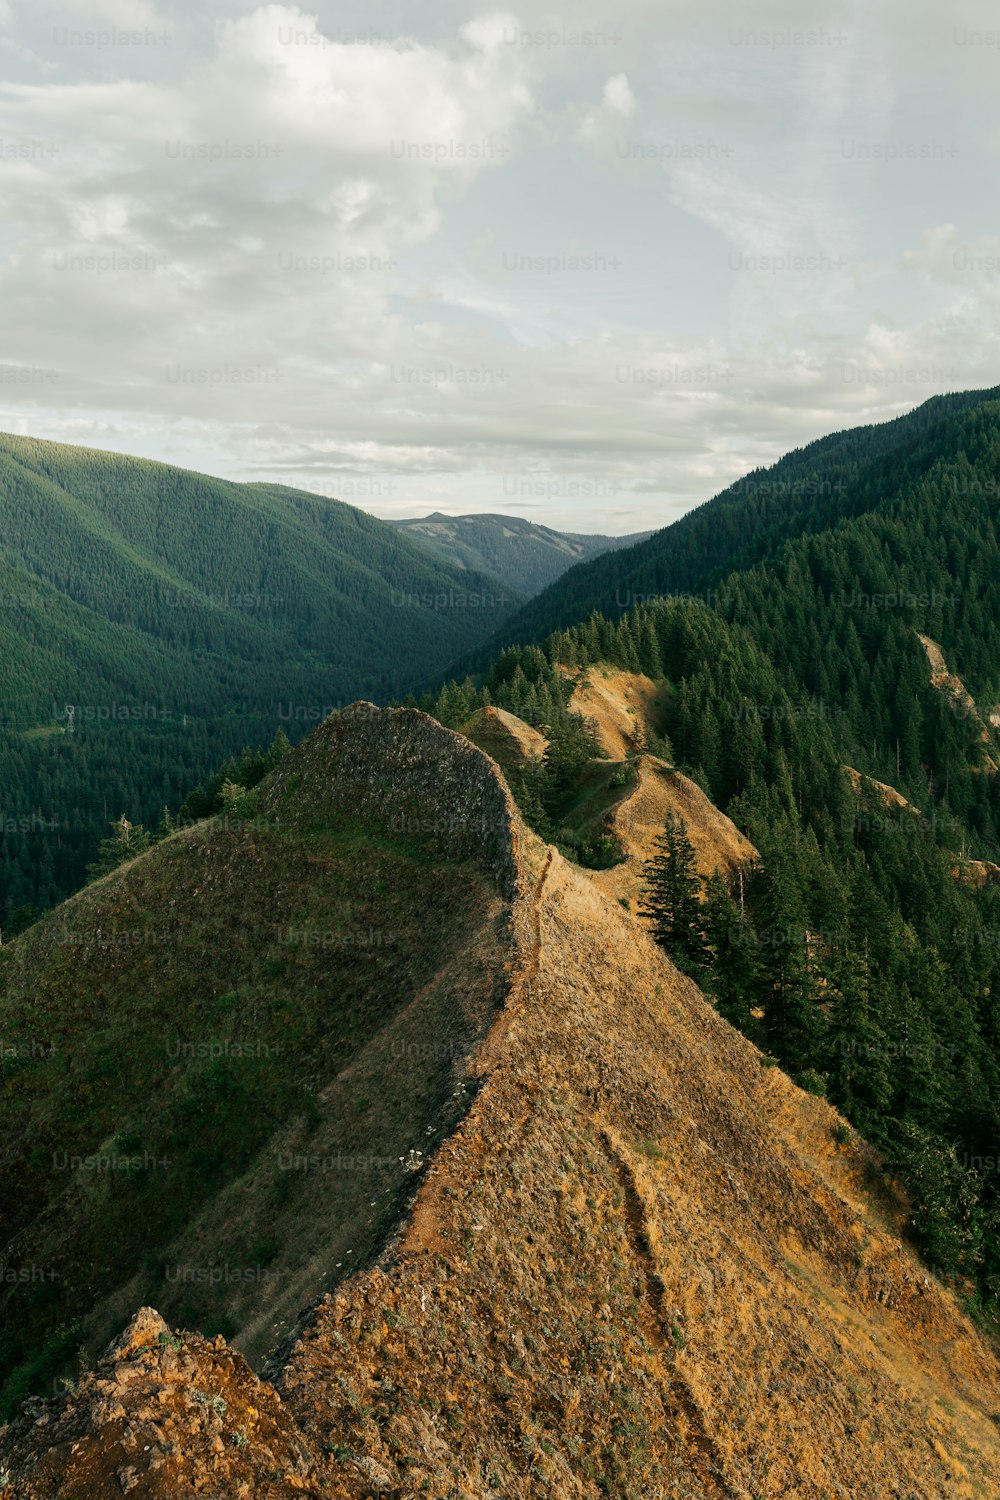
<box><xmin>389</xmin><ymin>510</ymin><xmax>652</xmax><ymax>596</ymax></box>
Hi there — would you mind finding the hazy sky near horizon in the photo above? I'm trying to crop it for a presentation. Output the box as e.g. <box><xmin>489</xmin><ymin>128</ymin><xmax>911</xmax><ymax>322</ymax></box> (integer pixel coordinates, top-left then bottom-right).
<box><xmin>1</xmin><ymin>0</ymin><xmax>999</xmax><ymax>532</ymax></box>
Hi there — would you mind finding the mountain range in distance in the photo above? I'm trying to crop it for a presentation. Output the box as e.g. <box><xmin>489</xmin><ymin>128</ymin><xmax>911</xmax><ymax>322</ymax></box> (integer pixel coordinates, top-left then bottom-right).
<box><xmin>388</xmin><ymin>511</ymin><xmax>653</xmax><ymax>596</ymax></box>
<box><xmin>0</xmin><ymin>434</ymin><xmax>650</xmax><ymax>921</ymax></box>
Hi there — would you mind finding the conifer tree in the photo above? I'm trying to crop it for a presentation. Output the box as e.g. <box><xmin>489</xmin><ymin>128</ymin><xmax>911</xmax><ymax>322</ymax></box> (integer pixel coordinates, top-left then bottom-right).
<box><xmin>823</xmin><ymin>940</ymin><xmax>892</xmax><ymax>1136</ymax></box>
<box><xmin>86</xmin><ymin>815</ymin><xmax>152</xmax><ymax>881</ymax></box>
<box><xmin>702</xmin><ymin>871</ymin><xmax>760</xmax><ymax>1036</ymax></box>
<box><xmin>755</xmin><ymin>831</ymin><xmax>826</xmax><ymax>1077</ymax></box>
<box><xmin>640</xmin><ymin>813</ymin><xmax>708</xmax><ymax>977</ymax></box>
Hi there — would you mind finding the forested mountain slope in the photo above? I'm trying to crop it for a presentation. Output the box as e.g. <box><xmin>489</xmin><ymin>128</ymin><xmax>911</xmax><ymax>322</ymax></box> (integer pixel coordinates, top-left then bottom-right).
<box><xmin>441</xmin><ymin>392</ymin><xmax>1000</xmax><ymax>856</ymax></box>
<box><xmin>0</xmin><ymin>435</ymin><xmax>521</xmax><ymax>922</ymax></box>
<box><xmin>476</xmin><ymin>384</ymin><xmax>1000</xmax><ymax>648</ymax></box>
<box><xmin>390</xmin><ymin>511</ymin><xmax>650</xmax><ymax>596</ymax></box>
<box><xmin>418</xmin><ymin>589</ymin><xmax>1000</xmax><ymax>1321</ymax></box>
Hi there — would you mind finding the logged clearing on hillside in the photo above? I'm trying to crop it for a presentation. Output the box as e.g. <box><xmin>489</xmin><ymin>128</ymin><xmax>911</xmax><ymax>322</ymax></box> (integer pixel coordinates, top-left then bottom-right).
<box><xmin>3</xmin><ymin>708</ymin><xmax>1000</xmax><ymax>1498</ymax></box>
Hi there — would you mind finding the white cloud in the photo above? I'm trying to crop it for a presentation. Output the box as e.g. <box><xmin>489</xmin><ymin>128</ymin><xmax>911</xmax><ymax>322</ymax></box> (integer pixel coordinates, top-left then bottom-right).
<box><xmin>579</xmin><ymin>72</ymin><xmax>636</xmax><ymax>145</ymax></box>
<box><xmin>602</xmin><ymin>74</ymin><xmax>635</xmax><ymax>114</ymax></box>
<box><xmin>0</xmin><ymin>1</ymin><xmax>996</xmax><ymax>530</ymax></box>
<box><xmin>58</xmin><ymin>0</ymin><xmax>168</xmax><ymax>27</ymax></box>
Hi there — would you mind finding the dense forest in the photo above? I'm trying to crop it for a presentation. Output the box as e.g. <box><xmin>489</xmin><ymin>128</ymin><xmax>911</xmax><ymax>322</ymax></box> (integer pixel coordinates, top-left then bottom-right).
<box><xmin>0</xmin><ymin>434</ymin><xmax>522</xmax><ymax>922</ymax></box>
<box><xmin>469</xmin><ymin>385</ymin><xmax>1000</xmax><ymax>653</ymax></box>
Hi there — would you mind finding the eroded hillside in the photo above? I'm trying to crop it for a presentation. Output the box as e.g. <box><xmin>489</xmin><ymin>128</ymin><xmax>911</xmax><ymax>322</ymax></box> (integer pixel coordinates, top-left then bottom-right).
<box><xmin>2</xmin><ymin>707</ymin><xmax>1000</xmax><ymax>1498</ymax></box>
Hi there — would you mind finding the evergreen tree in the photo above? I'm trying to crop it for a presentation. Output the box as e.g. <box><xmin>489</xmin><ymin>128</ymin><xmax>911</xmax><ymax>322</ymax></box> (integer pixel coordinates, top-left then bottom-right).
<box><xmin>640</xmin><ymin>814</ymin><xmax>708</xmax><ymax>977</ymax></box>
<box><xmin>755</xmin><ymin>831</ymin><xmax>827</xmax><ymax>1079</ymax></box>
<box><xmin>823</xmin><ymin>940</ymin><xmax>892</xmax><ymax>1137</ymax></box>
<box><xmin>86</xmin><ymin>815</ymin><xmax>153</xmax><ymax>881</ymax></box>
<box><xmin>702</xmin><ymin>871</ymin><xmax>761</xmax><ymax>1036</ymax></box>
<box><xmin>541</xmin><ymin>716</ymin><xmax>599</xmax><ymax>821</ymax></box>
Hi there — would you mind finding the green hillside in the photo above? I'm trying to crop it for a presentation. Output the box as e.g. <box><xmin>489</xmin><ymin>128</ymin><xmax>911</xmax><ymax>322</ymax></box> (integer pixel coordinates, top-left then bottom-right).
<box><xmin>414</xmin><ymin>393</ymin><xmax>1000</xmax><ymax>1321</ymax></box>
<box><xmin>472</xmin><ymin>386</ymin><xmax>999</xmax><ymax>650</ymax></box>
<box><xmin>0</xmin><ymin>435</ymin><xmax>522</xmax><ymax>922</ymax></box>
<box><xmin>389</xmin><ymin>511</ymin><xmax>650</xmax><ymax>596</ymax></box>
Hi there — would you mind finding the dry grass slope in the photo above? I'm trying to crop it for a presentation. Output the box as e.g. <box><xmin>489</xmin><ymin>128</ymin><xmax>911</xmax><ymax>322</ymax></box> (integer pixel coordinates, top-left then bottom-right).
<box><xmin>590</xmin><ymin>754</ymin><xmax>758</xmax><ymax>911</ymax></box>
<box><xmin>918</xmin><ymin>634</ymin><xmax>997</xmax><ymax>771</ymax></box>
<box><xmin>460</xmin><ymin>706</ymin><xmax>548</xmax><ymax>775</ymax></box>
<box><xmin>3</xmin><ymin>708</ymin><xmax>1000</xmax><ymax>1498</ymax></box>
<box><xmin>0</xmin><ymin>705</ymin><xmax>522</xmax><ymax>1417</ymax></box>
<box><xmin>566</xmin><ymin>667</ymin><xmax>662</xmax><ymax>759</ymax></box>
<box><xmin>279</xmin><ymin>841</ymin><xmax>1000</xmax><ymax>1497</ymax></box>
<box><xmin>842</xmin><ymin>765</ymin><xmax>918</xmax><ymax>813</ymax></box>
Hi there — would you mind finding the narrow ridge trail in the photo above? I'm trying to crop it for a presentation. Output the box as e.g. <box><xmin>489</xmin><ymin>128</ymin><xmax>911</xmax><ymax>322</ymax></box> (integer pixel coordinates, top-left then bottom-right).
<box><xmin>599</xmin><ymin>1126</ymin><xmax>741</xmax><ymax>1500</ymax></box>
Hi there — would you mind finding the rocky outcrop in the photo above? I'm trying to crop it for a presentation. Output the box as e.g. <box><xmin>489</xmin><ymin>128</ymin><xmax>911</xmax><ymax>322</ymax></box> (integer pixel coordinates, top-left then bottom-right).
<box><xmin>0</xmin><ymin>1309</ymin><xmax>318</xmax><ymax>1498</ymax></box>
<box><xmin>918</xmin><ymin>634</ymin><xmax>998</xmax><ymax>770</ymax></box>
<box><xmin>263</xmin><ymin>702</ymin><xmax>525</xmax><ymax>897</ymax></box>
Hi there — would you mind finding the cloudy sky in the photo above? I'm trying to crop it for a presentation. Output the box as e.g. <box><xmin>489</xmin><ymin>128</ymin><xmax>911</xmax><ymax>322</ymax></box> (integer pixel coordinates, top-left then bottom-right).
<box><xmin>1</xmin><ymin>0</ymin><xmax>999</xmax><ymax>532</ymax></box>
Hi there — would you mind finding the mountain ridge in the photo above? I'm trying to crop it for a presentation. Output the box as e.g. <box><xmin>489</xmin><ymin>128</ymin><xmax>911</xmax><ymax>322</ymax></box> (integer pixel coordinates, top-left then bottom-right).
<box><xmin>0</xmin><ymin>433</ymin><xmax>523</xmax><ymax>921</ymax></box>
<box><xmin>3</xmin><ymin>705</ymin><xmax>999</xmax><ymax>1496</ymax></box>
<box><xmin>389</xmin><ymin>510</ymin><xmax>652</xmax><ymax>596</ymax></box>
<box><xmin>459</xmin><ymin>385</ymin><xmax>1000</xmax><ymax>660</ymax></box>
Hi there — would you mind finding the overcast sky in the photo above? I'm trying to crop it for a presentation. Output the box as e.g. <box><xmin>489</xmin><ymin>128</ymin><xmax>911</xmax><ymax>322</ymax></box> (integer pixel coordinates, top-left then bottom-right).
<box><xmin>1</xmin><ymin>0</ymin><xmax>999</xmax><ymax>532</ymax></box>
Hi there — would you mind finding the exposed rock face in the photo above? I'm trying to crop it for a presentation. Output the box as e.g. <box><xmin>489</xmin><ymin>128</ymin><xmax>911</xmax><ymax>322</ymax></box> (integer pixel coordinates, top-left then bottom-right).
<box><xmin>953</xmin><ymin>857</ymin><xmax>1000</xmax><ymax>889</ymax></box>
<box><xmin>104</xmin><ymin>1308</ymin><xmax>170</xmax><ymax>1362</ymax></box>
<box><xmin>0</xmin><ymin>1311</ymin><xmax>319</xmax><ymax>1498</ymax></box>
<box><xmin>4</xmin><ymin>706</ymin><xmax>1000</xmax><ymax>1498</ymax></box>
<box><xmin>262</xmin><ymin>702</ymin><xmax>524</xmax><ymax>897</ymax></box>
